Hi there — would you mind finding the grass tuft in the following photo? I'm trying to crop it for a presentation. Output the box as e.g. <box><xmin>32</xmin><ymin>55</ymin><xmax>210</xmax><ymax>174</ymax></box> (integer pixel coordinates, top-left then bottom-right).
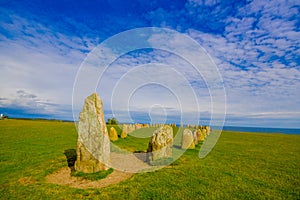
<box><xmin>71</xmin><ymin>168</ymin><xmax>114</xmax><ymax>181</ymax></box>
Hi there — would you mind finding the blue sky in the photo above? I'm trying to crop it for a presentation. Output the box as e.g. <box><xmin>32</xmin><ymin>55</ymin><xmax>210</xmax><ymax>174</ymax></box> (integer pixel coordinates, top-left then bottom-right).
<box><xmin>0</xmin><ymin>0</ymin><xmax>299</xmax><ymax>128</ymax></box>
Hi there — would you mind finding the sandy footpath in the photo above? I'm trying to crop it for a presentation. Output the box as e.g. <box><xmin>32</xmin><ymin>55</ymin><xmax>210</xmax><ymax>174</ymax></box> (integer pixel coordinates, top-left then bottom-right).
<box><xmin>45</xmin><ymin>167</ymin><xmax>133</xmax><ymax>189</ymax></box>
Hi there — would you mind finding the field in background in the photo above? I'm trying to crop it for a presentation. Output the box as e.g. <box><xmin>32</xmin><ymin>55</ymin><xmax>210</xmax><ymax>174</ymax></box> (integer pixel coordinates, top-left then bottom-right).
<box><xmin>0</xmin><ymin>119</ymin><xmax>299</xmax><ymax>199</ymax></box>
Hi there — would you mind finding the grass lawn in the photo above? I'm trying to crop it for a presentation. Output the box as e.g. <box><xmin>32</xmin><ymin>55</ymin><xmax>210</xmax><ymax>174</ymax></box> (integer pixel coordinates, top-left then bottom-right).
<box><xmin>0</xmin><ymin>119</ymin><xmax>299</xmax><ymax>199</ymax></box>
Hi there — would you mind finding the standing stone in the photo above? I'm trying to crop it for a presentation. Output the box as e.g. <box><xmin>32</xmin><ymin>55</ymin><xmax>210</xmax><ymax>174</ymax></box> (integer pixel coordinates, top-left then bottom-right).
<box><xmin>198</xmin><ymin>129</ymin><xmax>206</xmax><ymax>142</ymax></box>
<box><xmin>121</xmin><ymin>124</ymin><xmax>128</xmax><ymax>139</ymax></box>
<box><xmin>147</xmin><ymin>125</ymin><xmax>173</xmax><ymax>164</ymax></box>
<box><xmin>202</xmin><ymin>128</ymin><xmax>207</xmax><ymax>138</ymax></box>
<box><xmin>75</xmin><ymin>93</ymin><xmax>110</xmax><ymax>173</ymax></box>
<box><xmin>195</xmin><ymin>129</ymin><xmax>202</xmax><ymax>142</ymax></box>
<box><xmin>205</xmin><ymin>126</ymin><xmax>211</xmax><ymax>135</ymax></box>
<box><xmin>120</xmin><ymin>131</ymin><xmax>127</xmax><ymax>139</ymax></box>
<box><xmin>126</xmin><ymin>124</ymin><xmax>135</xmax><ymax>133</ymax></box>
<box><xmin>181</xmin><ymin>129</ymin><xmax>195</xmax><ymax>149</ymax></box>
<box><xmin>193</xmin><ymin>130</ymin><xmax>198</xmax><ymax>145</ymax></box>
<box><xmin>122</xmin><ymin>124</ymin><xmax>127</xmax><ymax>132</ymax></box>
<box><xmin>109</xmin><ymin>127</ymin><xmax>118</xmax><ymax>141</ymax></box>
<box><xmin>135</xmin><ymin>123</ymin><xmax>142</xmax><ymax>129</ymax></box>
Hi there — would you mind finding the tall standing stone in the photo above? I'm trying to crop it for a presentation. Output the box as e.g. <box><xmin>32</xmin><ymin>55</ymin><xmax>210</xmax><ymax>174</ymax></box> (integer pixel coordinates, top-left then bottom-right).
<box><xmin>120</xmin><ymin>130</ymin><xmax>127</xmax><ymax>139</ymax></box>
<box><xmin>121</xmin><ymin>124</ymin><xmax>127</xmax><ymax>139</ymax></box>
<box><xmin>147</xmin><ymin>125</ymin><xmax>173</xmax><ymax>164</ymax></box>
<box><xmin>205</xmin><ymin>126</ymin><xmax>211</xmax><ymax>135</ymax></box>
<box><xmin>127</xmin><ymin>124</ymin><xmax>135</xmax><ymax>133</ymax></box>
<box><xmin>197</xmin><ymin>129</ymin><xmax>205</xmax><ymax>142</ymax></box>
<box><xmin>75</xmin><ymin>93</ymin><xmax>110</xmax><ymax>173</ymax></box>
<box><xmin>109</xmin><ymin>127</ymin><xmax>118</xmax><ymax>141</ymax></box>
<box><xmin>181</xmin><ymin>129</ymin><xmax>195</xmax><ymax>149</ymax></box>
<box><xmin>194</xmin><ymin>129</ymin><xmax>201</xmax><ymax>142</ymax></box>
<box><xmin>202</xmin><ymin>128</ymin><xmax>207</xmax><ymax>138</ymax></box>
<box><xmin>193</xmin><ymin>130</ymin><xmax>198</xmax><ymax>145</ymax></box>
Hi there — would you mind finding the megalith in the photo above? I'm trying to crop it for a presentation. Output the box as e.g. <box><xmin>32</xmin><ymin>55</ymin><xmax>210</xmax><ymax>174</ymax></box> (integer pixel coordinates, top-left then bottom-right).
<box><xmin>147</xmin><ymin>125</ymin><xmax>173</xmax><ymax>164</ymax></box>
<box><xmin>205</xmin><ymin>125</ymin><xmax>211</xmax><ymax>135</ymax></box>
<box><xmin>75</xmin><ymin>93</ymin><xmax>110</xmax><ymax>173</ymax></box>
<box><xmin>181</xmin><ymin>128</ymin><xmax>195</xmax><ymax>149</ymax></box>
<box><xmin>121</xmin><ymin>124</ymin><xmax>128</xmax><ymax>139</ymax></box>
<box><xmin>109</xmin><ymin>127</ymin><xmax>118</xmax><ymax>141</ymax></box>
<box><xmin>197</xmin><ymin>129</ymin><xmax>206</xmax><ymax>142</ymax></box>
<box><xmin>193</xmin><ymin>130</ymin><xmax>199</xmax><ymax>145</ymax></box>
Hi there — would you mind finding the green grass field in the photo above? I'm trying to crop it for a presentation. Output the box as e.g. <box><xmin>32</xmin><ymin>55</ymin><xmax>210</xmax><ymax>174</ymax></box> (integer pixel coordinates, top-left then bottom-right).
<box><xmin>0</xmin><ymin>119</ymin><xmax>299</xmax><ymax>199</ymax></box>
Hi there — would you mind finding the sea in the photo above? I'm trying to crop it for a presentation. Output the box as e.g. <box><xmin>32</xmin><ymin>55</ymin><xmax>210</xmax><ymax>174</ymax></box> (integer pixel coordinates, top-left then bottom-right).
<box><xmin>213</xmin><ymin>126</ymin><xmax>300</xmax><ymax>134</ymax></box>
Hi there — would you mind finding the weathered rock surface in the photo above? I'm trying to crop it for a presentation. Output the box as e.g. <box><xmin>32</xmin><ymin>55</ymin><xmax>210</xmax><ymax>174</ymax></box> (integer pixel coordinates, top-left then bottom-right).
<box><xmin>123</xmin><ymin>124</ymin><xmax>135</xmax><ymax>134</ymax></box>
<box><xmin>147</xmin><ymin>125</ymin><xmax>173</xmax><ymax>164</ymax></box>
<box><xmin>205</xmin><ymin>126</ymin><xmax>211</xmax><ymax>135</ymax></box>
<box><xmin>202</xmin><ymin>128</ymin><xmax>207</xmax><ymax>138</ymax></box>
<box><xmin>197</xmin><ymin>129</ymin><xmax>206</xmax><ymax>142</ymax></box>
<box><xmin>121</xmin><ymin>125</ymin><xmax>128</xmax><ymax>139</ymax></box>
<box><xmin>75</xmin><ymin>93</ymin><xmax>110</xmax><ymax>173</ymax></box>
<box><xmin>181</xmin><ymin>129</ymin><xmax>195</xmax><ymax>149</ymax></box>
<box><xmin>193</xmin><ymin>130</ymin><xmax>198</xmax><ymax>145</ymax></box>
<box><xmin>109</xmin><ymin>127</ymin><xmax>118</xmax><ymax>141</ymax></box>
<box><xmin>120</xmin><ymin>131</ymin><xmax>127</xmax><ymax>139</ymax></box>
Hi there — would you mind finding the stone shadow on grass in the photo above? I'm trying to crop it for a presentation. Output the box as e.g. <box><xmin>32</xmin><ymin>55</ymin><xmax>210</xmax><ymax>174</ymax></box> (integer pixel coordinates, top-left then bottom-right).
<box><xmin>64</xmin><ymin>149</ymin><xmax>77</xmax><ymax>171</ymax></box>
<box><xmin>173</xmin><ymin>145</ymin><xmax>182</xmax><ymax>149</ymax></box>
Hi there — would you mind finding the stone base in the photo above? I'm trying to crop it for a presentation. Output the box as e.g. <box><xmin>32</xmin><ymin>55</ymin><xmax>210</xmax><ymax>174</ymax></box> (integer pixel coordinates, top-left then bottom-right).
<box><xmin>147</xmin><ymin>145</ymin><xmax>172</xmax><ymax>162</ymax></box>
<box><xmin>75</xmin><ymin>142</ymin><xmax>108</xmax><ymax>173</ymax></box>
<box><xmin>146</xmin><ymin>125</ymin><xmax>173</xmax><ymax>165</ymax></box>
<box><xmin>147</xmin><ymin>145</ymin><xmax>173</xmax><ymax>166</ymax></box>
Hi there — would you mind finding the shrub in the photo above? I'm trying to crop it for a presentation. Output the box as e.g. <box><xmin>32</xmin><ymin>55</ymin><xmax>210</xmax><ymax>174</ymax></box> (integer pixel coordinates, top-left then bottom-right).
<box><xmin>107</xmin><ymin>117</ymin><xmax>118</xmax><ymax>125</ymax></box>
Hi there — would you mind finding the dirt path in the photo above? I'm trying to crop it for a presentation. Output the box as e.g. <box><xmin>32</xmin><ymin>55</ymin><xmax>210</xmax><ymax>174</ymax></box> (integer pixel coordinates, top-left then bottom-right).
<box><xmin>109</xmin><ymin>152</ymin><xmax>152</xmax><ymax>173</ymax></box>
<box><xmin>46</xmin><ymin>167</ymin><xmax>133</xmax><ymax>189</ymax></box>
<box><xmin>46</xmin><ymin>152</ymin><xmax>152</xmax><ymax>189</ymax></box>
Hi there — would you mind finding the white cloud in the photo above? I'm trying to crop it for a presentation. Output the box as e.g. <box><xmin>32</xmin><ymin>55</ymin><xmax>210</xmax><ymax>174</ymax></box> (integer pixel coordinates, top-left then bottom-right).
<box><xmin>185</xmin><ymin>0</ymin><xmax>300</xmax><ymax>127</ymax></box>
<box><xmin>0</xmin><ymin>14</ymin><xmax>95</xmax><ymax>118</ymax></box>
